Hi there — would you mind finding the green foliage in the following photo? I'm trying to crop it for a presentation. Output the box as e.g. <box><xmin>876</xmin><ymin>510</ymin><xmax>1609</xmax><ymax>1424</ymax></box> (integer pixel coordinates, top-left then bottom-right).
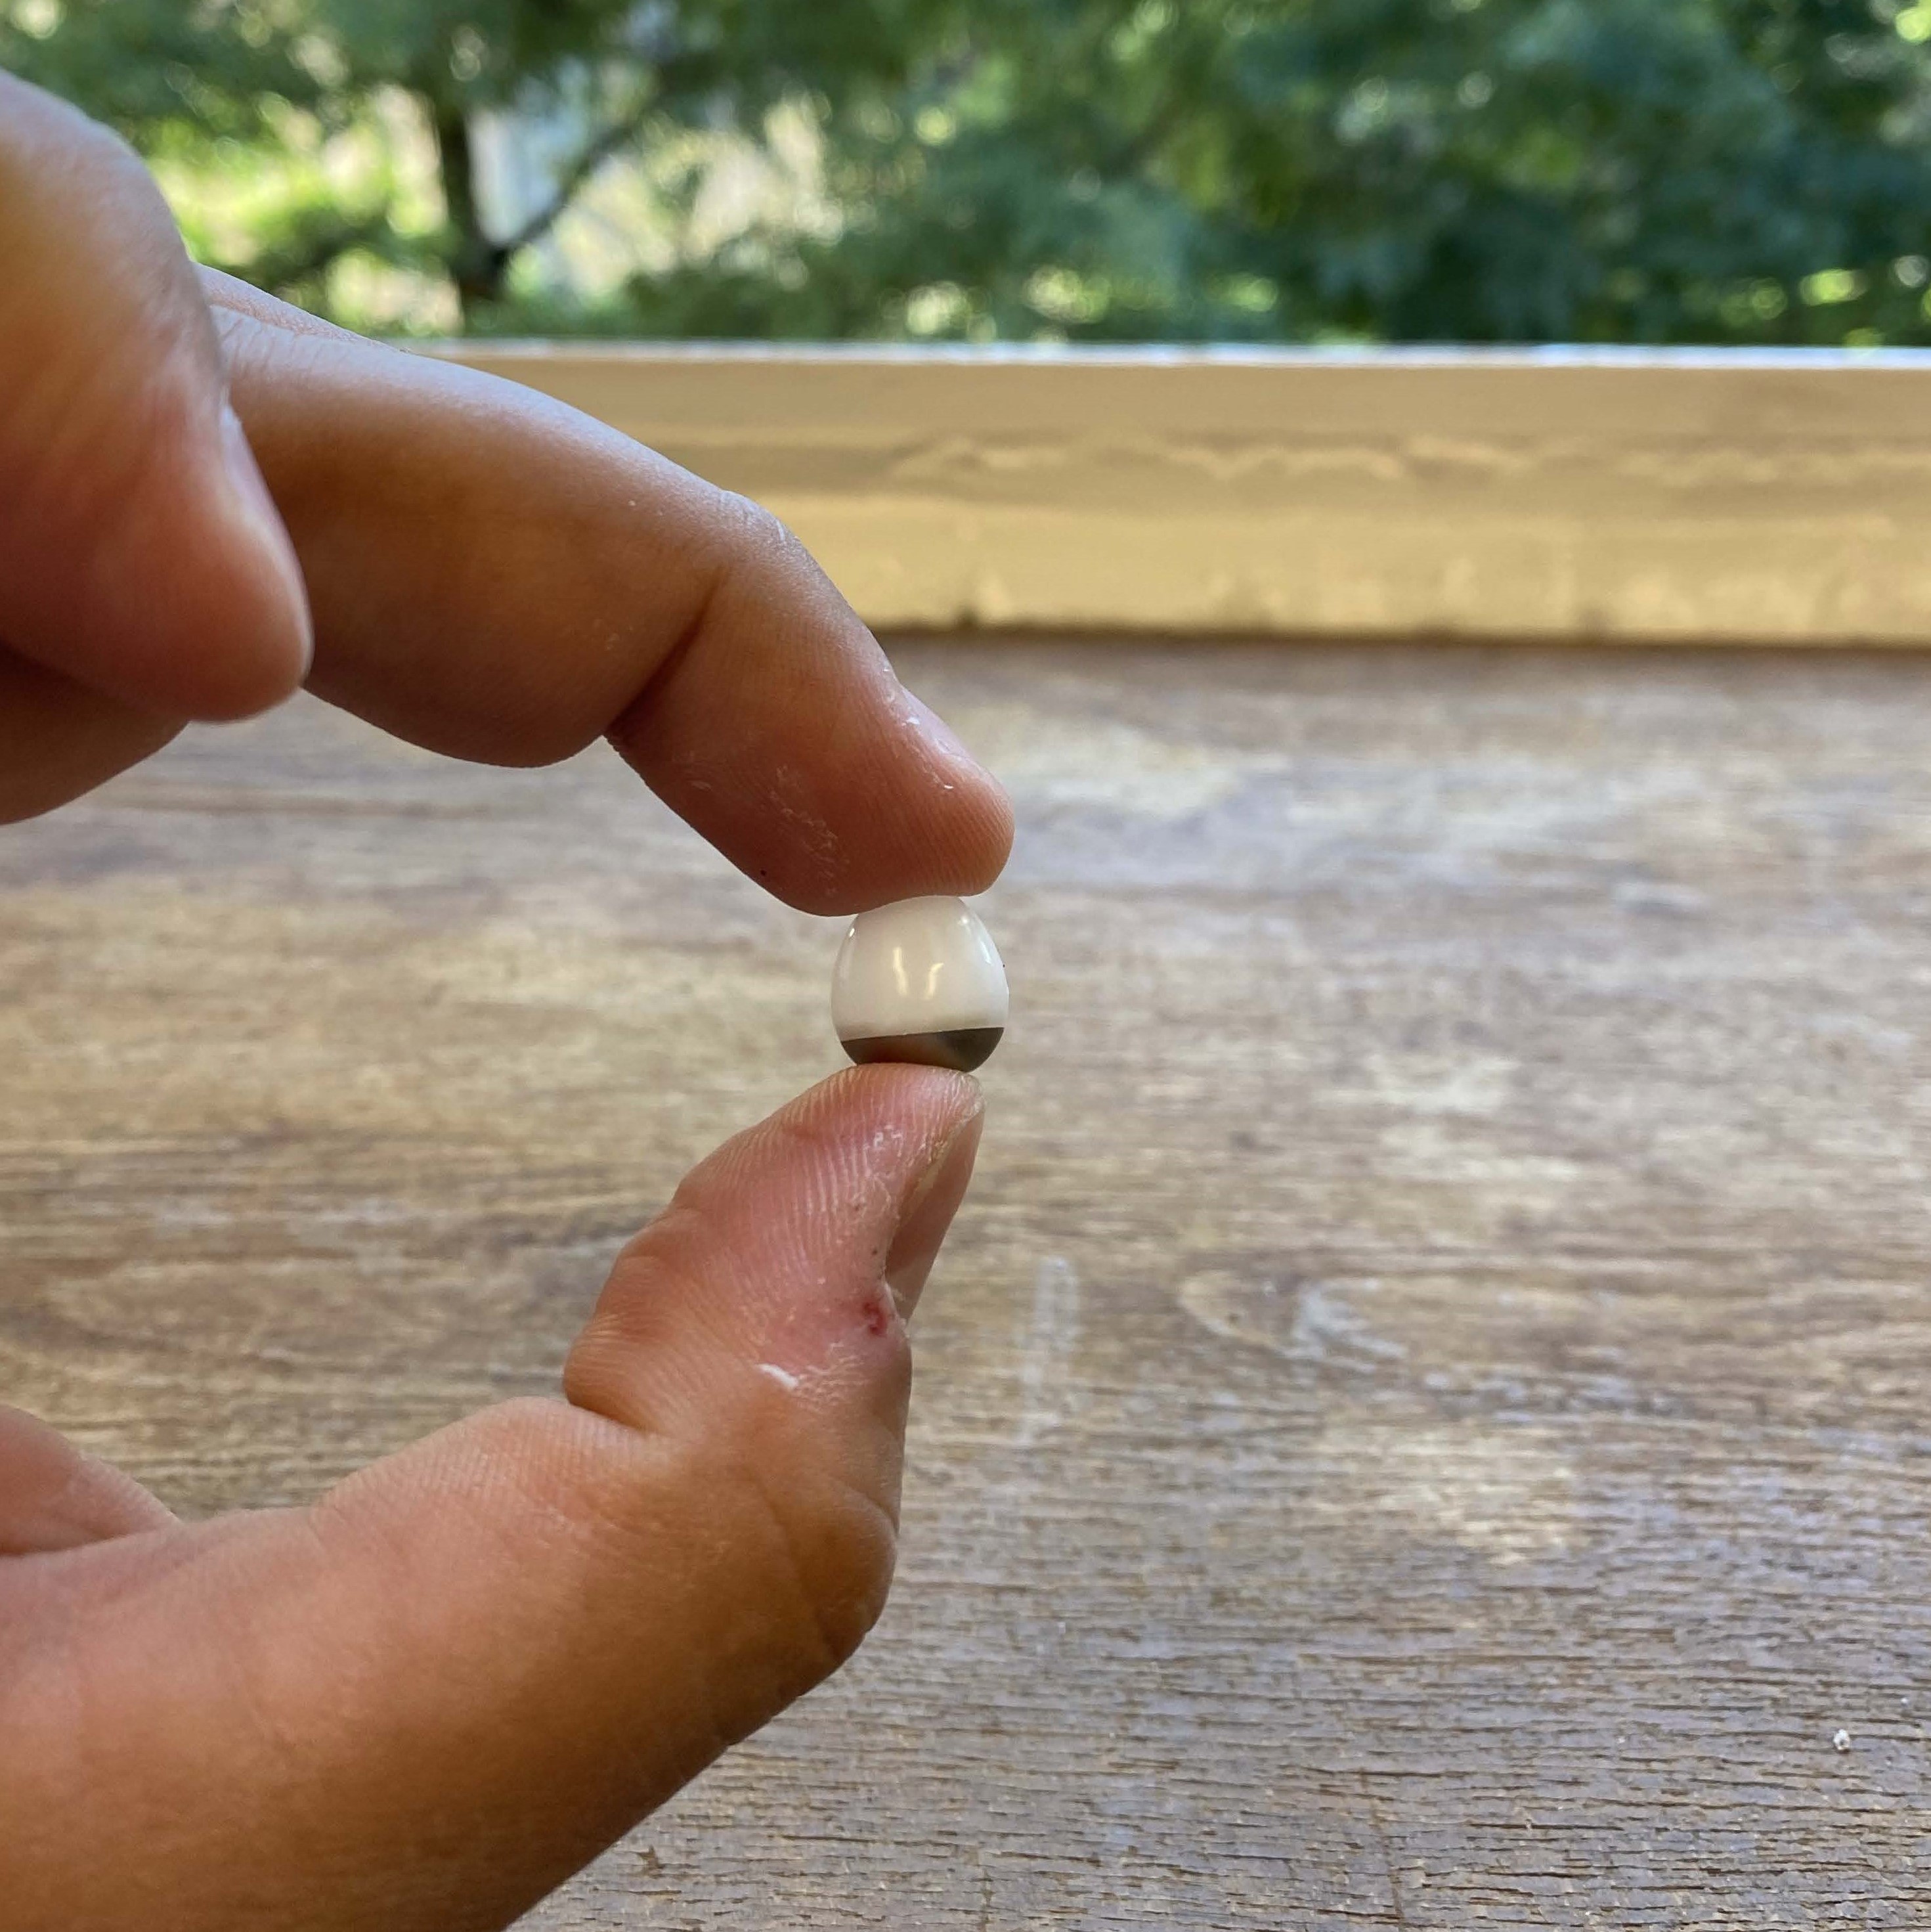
<box><xmin>1</xmin><ymin>0</ymin><xmax>944</xmax><ymax>315</ymax></box>
<box><xmin>9</xmin><ymin>0</ymin><xmax>1931</xmax><ymax>342</ymax></box>
<box><xmin>734</xmin><ymin>0</ymin><xmax>1931</xmax><ymax>343</ymax></box>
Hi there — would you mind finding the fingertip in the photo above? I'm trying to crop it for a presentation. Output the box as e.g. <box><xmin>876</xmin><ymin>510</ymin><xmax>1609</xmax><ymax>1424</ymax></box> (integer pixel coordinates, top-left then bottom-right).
<box><xmin>792</xmin><ymin>1064</ymin><xmax>988</xmax><ymax>1210</ymax></box>
<box><xmin>565</xmin><ymin>1065</ymin><xmax>984</xmax><ymax>1439</ymax></box>
<box><xmin>615</xmin><ymin>615</ymin><xmax>1015</xmax><ymax>913</ymax></box>
<box><xmin>0</xmin><ymin>644</ymin><xmax>182</xmax><ymax>823</ymax></box>
<box><xmin>786</xmin><ymin>1059</ymin><xmax>987</xmax><ymax>1145</ymax></box>
<box><xmin>0</xmin><ymin>74</ymin><xmax>311</xmax><ymax>724</ymax></box>
<box><xmin>206</xmin><ymin>405</ymin><xmax>315</xmax><ymax>708</ymax></box>
<box><xmin>842</xmin><ymin>681</ymin><xmax>1015</xmax><ymax>910</ymax></box>
<box><xmin>0</xmin><ymin>1404</ymin><xmax>176</xmax><ymax>1554</ymax></box>
<box><xmin>66</xmin><ymin>401</ymin><xmax>314</xmax><ymax>724</ymax></box>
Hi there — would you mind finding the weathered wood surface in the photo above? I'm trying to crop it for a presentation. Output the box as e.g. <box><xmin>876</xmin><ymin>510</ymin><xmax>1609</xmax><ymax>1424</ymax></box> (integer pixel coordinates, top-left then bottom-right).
<box><xmin>442</xmin><ymin>345</ymin><xmax>1931</xmax><ymax>646</ymax></box>
<box><xmin>5</xmin><ymin>639</ymin><xmax>1931</xmax><ymax>1927</ymax></box>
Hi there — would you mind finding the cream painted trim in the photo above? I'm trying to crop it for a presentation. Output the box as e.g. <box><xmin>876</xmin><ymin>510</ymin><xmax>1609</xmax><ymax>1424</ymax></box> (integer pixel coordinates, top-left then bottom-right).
<box><xmin>430</xmin><ymin>343</ymin><xmax>1931</xmax><ymax>644</ymax></box>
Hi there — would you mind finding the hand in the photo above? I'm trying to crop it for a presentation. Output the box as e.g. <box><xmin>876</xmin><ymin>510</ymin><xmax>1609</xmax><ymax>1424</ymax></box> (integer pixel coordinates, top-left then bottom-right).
<box><xmin>0</xmin><ymin>74</ymin><xmax>1012</xmax><ymax>1931</ymax></box>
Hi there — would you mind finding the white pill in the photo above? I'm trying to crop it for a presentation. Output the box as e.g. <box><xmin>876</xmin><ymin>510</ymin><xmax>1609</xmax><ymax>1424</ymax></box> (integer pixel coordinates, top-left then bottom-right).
<box><xmin>832</xmin><ymin>895</ymin><xmax>1009</xmax><ymax>1072</ymax></box>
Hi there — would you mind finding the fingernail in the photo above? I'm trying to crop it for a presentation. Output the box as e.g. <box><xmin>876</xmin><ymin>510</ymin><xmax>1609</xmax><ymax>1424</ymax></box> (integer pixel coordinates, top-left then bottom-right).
<box><xmin>219</xmin><ymin>404</ymin><xmax>313</xmax><ymax>680</ymax></box>
<box><xmin>884</xmin><ymin>1103</ymin><xmax>986</xmax><ymax>1319</ymax></box>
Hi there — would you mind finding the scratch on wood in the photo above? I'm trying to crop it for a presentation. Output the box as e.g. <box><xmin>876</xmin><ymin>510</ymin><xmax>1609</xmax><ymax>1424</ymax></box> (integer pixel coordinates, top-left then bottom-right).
<box><xmin>1014</xmin><ymin>1254</ymin><xmax>1079</xmax><ymax>1448</ymax></box>
<box><xmin>1360</xmin><ymin>1770</ymin><xmax>1410</xmax><ymax>1931</ymax></box>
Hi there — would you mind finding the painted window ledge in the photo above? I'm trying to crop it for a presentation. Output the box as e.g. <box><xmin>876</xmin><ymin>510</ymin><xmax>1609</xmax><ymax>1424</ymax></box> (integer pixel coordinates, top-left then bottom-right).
<box><xmin>431</xmin><ymin>343</ymin><xmax>1931</xmax><ymax>645</ymax></box>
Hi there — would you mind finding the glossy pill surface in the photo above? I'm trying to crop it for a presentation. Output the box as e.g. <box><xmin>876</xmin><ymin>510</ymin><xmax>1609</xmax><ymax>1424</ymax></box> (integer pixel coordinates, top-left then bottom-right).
<box><xmin>832</xmin><ymin>896</ymin><xmax>1009</xmax><ymax>1072</ymax></box>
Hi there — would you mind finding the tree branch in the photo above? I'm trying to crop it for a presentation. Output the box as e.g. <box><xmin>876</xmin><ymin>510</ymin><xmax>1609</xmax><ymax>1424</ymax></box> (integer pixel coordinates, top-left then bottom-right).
<box><xmin>211</xmin><ymin>209</ymin><xmax>429</xmax><ymax>303</ymax></box>
<box><xmin>496</xmin><ymin>103</ymin><xmax>654</xmax><ymax>261</ymax></box>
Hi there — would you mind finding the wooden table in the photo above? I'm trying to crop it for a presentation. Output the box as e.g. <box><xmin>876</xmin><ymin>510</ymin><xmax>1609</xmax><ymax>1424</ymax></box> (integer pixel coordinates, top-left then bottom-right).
<box><xmin>5</xmin><ymin>640</ymin><xmax>1929</xmax><ymax>1927</ymax></box>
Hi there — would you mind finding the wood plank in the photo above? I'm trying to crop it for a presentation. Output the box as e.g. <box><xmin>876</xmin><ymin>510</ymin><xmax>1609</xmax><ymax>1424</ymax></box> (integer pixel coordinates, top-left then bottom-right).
<box><xmin>435</xmin><ymin>344</ymin><xmax>1931</xmax><ymax>647</ymax></box>
<box><xmin>4</xmin><ymin>639</ymin><xmax>1930</xmax><ymax>1925</ymax></box>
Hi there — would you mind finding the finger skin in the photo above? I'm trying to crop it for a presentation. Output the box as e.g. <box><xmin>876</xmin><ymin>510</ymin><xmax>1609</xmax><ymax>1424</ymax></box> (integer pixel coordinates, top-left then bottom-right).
<box><xmin>0</xmin><ymin>1407</ymin><xmax>177</xmax><ymax>1555</ymax></box>
<box><xmin>204</xmin><ymin>275</ymin><xmax>1014</xmax><ymax>913</ymax></box>
<box><xmin>0</xmin><ymin>74</ymin><xmax>310</xmax><ymax>723</ymax></box>
<box><xmin>0</xmin><ymin>644</ymin><xmax>180</xmax><ymax>825</ymax></box>
<box><xmin>0</xmin><ymin>1066</ymin><xmax>983</xmax><ymax>1932</ymax></box>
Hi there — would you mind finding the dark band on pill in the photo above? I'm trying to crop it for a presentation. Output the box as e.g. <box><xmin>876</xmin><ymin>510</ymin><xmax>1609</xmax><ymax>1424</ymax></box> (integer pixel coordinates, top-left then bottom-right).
<box><xmin>839</xmin><ymin>1028</ymin><xmax>1005</xmax><ymax>1073</ymax></box>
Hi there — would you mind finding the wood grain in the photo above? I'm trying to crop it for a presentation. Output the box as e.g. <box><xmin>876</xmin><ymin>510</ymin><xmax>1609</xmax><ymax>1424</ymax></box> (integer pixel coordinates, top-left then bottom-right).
<box><xmin>439</xmin><ymin>345</ymin><xmax>1931</xmax><ymax>646</ymax></box>
<box><xmin>5</xmin><ymin>639</ymin><xmax>1931</xmax><ymax>1926</ymax></box>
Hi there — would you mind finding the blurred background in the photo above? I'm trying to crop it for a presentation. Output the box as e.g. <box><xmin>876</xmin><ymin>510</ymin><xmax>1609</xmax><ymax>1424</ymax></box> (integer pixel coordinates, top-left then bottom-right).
<box><xmin>12</xmin><ymin>0</ymin><xmax>1931</xmax><ymax>346</ymax></box>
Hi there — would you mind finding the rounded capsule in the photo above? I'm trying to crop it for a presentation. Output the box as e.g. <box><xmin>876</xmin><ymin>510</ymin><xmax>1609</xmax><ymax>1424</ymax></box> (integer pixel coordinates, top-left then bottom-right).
<box><xmin>832</xmin><ymin>895</ymin><xmax>1009</xmax><ymax>1072</ymax></box>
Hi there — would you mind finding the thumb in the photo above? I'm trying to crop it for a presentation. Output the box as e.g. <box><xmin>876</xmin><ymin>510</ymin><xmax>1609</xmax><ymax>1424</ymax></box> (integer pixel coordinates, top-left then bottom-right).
<box><xmin>4</xmin><ymin>1066</ymin><xmax>984</xmax><ymax>1932</ymax></box>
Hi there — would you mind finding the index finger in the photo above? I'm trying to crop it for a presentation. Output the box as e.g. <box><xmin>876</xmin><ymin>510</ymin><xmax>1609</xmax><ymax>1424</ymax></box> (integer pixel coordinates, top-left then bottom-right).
<box><xmin>207</xmin><ymin>276</ymin><xmax>1013</xmax><ymax>914</ymax></box>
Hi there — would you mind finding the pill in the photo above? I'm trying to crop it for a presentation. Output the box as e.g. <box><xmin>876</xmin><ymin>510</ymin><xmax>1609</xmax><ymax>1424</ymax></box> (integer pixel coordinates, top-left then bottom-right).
<box><xmin>831</xmin><ymin>895</ymin><xmax>1008</xmax><ymax>1072</ymax></box>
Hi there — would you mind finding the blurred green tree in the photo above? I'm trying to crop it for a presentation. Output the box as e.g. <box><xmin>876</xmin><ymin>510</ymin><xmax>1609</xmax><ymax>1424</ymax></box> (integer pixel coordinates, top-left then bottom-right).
<box><xmin>0</xmin><ymin>0</ymin><xmax>947</xmax><ymax>321</ymax></box>
<box><xmin>7</xmin><ymin>0</ymin><xmax>1931</xmax><ymax>343</ymax></box>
